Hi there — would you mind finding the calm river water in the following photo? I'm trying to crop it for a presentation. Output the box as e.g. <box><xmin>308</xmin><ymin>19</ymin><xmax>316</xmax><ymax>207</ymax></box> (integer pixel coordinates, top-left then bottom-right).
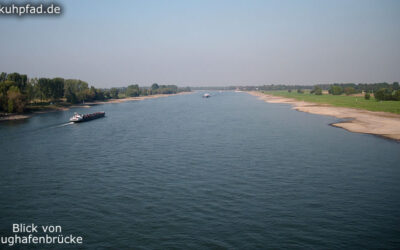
<box><xmin>1</xmin><ymin>92</ymin><xmax>400</xmax><ymax>249</ymax></box>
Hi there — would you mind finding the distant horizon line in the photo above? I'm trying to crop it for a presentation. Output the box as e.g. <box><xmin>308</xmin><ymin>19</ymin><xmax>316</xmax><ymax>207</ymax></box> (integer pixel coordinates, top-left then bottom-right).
<box><xmin>1</xmin><ymin>71</ymin><xmax>398</xmax><ymax>88</ymax></box>
<box><xmin>104</xmin><ymin>81</ymin><xmax>400</xmax><ymax>89</ymax></box>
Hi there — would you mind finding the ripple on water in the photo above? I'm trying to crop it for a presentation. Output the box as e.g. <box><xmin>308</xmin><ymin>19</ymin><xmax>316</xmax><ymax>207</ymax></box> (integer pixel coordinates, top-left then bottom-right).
<box><xmin>0</xmin><ymin>92</ymin><xmax>400</xmax><ymax>249</ymax></box>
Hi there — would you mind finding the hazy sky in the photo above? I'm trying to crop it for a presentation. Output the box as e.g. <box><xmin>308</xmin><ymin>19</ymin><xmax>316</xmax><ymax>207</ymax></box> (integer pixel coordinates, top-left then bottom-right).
<box><xmin>0</xmin><ymin>0</ymin><xmax>399</xmax><ymax>87</ymax></box>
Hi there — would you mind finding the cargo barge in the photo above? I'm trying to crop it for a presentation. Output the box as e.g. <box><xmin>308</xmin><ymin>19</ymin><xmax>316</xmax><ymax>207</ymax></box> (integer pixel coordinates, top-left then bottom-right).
<box><xmin>70</xmin><ymin>111</ymin><xmax>105</xmax><ymax>123</ymax></box>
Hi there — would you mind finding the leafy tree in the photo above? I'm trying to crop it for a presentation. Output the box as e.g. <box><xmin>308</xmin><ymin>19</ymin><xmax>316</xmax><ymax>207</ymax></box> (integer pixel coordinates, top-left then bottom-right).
<box><xmin>178</xmin><ymin>87</ymin><xmax>191</xmax><ymax>92</ymax></box>
<box><xmin>64</xmin><ymin>86</ymin><xmax>77</xmax><ymax>103</ymax></box>
<box><xmin>0</xmin><ymin>80</ymin><xmax>28</xmax><ymax>112</ymax></box>
<box><xmin>103</xmin><ymin>90</ymin><xmax>111</xmax><ymax>99</ymax></box>
<box><xmin>364</xmin><ymin>92</ymin><xmax>371</xmax><ymax>100</ymax></box>
<box><xmin>38</xmin><ymin>78</ymin><xmax>52</xmax><ymax>100</ymax></box>
<box><xmin>82</xmin><ymin>86</ymin><xmax>106</xmax><ymax>101</ymax></box>
<box><xmin>329</xmin><ymin>85</ymin><xmax>343</xmax><ymax>95</ymax></box>
<box><xmin>297</xmin><ymin>89</ymin><xmax>304</xmax><ymax>94</ymax></box>
<box><xmin>95</xmin><ymin>89</ymin><xmax>106</xmax><ymax>100</ymax></box>
<box><xmin>151</xmin><ymin>83</ymin><xmax>159</xmax><ymax>90</ymax></box>
<box><xmin>374</xmin><ymin>88</ymin><xmax>393</xmax><ymax>101</ymax></box>
<box><xmin>126</xmin><ymin>84</ymin><xmax>140</xmax><ymax>97</ymax></box>
<box><xmin>157</xmin><ymin>85</ymin><xmax>178</xmax><ymax>94</ymax></box>
<box><xmin>311</xmin><ymin>86</ymin><xmax>322</xmax><ymax>95</ymax></box>
<box><xmin>0</xmin><ymin>72</ymin><xmax>7</xmax><ymax>82</ymax></box>
<box><xmin>7</xmin><ymin>73</ymin><xmax>28</xmax><ymax>91</ymax></box>
<box><xmin>85</xmin><ymin>86</ymin><xmax>97</xmax><ymax>101</ymax></box>
<box><xmin>37</xmin><ymin>78</ymin><xmax>65</xmax><ymax>101</ymax></box>
<box><xmin>110</xmin><ymin>88</ymin><xmax>119</xmax><ymax>99</ymax></box>
<box><xmin>140</xmin><ymin>88</ymin><xmax>149</xmax><ymax>96</ymax></box>
<box><xmin>64</xmin><ymin>79</ymin><xmax>89</xmax><ymax>103</ymax></box>
<box><xmin>393</xmin><ymin>90</ymin><xmax>400</xmax><ymax>101</ymax></box>
<box><xmin>393</xmin><ymin>82</ymin><xmax>399</xmax><ymax>90</ymax></box>
<box><xmin>51</xmin><ymin>78</ymin><xmax>64</xmax><ymax>100</ymax></box>
<box><xmin>344</xmin><ymin>87</ymin><xmax>356</xmax><ymax>95</ymax></box>
<box><xmin>288</xmin><ymin>89</ymin><xmax>292</xmax><ymax>93</ymax></box>
<box><xmin>0</xmin><ymin>81</ymin><xmax>9</xmax><ymax>110</ymax></box>
<box><xmin>7</xmin><ymin>86</ymin><xmax>26</xmax><ymax>113</ymax></box>
<box><xmin>26</xmin><ymin>78</ymin><xmax>38</xmax><ymax>102</ymax></box>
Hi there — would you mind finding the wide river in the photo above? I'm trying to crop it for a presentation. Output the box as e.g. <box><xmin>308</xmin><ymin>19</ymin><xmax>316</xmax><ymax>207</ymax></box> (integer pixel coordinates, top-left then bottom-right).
<box><xmin>1</xmin><ymin>92</ymin><xmax>400</xmax><ymax>249</ymax></box>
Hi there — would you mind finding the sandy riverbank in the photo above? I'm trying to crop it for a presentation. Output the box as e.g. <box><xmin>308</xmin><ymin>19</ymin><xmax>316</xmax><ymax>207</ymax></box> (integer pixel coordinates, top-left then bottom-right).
<box><xmin>0</xmin><ymin>114</ymin><xmax>31</xmax><ymax>121</ymax></box>
<box><xmin>84</xmin><ymin>92</ymin><xmax>190</xmax><ymax>105</ymax></box>
<box><xmin>247</xmin><ymin>91</ymin><xmax>400</xmax><ymax>141</ymax></box>
<box><xmin>0</xmin><ymin>92</ymin><xmax>191</xmax><ymax>122</ymax></box>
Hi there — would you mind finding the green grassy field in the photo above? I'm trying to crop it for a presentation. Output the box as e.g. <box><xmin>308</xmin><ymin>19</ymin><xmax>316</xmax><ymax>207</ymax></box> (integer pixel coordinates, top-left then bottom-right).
<box><xmin>263</xmin><ymin>91</ymin><xmax>400</xmax><ymax>114</ymax></box>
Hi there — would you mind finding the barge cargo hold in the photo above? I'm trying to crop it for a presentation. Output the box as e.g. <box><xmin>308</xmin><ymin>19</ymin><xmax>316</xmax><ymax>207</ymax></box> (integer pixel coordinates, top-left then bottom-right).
<box><xmin>70</xmin><ymin>112</ymin><xmax>105</xmax><ymax>123</ymax></box>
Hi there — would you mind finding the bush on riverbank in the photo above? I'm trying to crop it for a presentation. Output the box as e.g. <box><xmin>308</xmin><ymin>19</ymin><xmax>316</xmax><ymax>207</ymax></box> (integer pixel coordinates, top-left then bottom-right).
<box><xmin>311</xmin><ymin>86</ymin><xmax>322</xmax><ymax>95</ymax></box>
<box><xmin>374</xmin><ymin>88</ymin><xmax>400</xmax><ymax>101</ymax></box>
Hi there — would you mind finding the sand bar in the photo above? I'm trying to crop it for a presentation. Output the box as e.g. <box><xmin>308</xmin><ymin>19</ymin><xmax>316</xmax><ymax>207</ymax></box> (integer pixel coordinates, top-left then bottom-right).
<box><xmin>0</xmin><ymin>114</ymin><xmax>31</xmax><ymax>122</ymax></box>
<box><xmin>248</xmin><ymin>91</ymin><xmax>400</xmax><ymax>141</ymax></box>
<box><xmin>84</xmin><ymin>92</ymin><xmax>190</xmax><ymax>105</ymax></box>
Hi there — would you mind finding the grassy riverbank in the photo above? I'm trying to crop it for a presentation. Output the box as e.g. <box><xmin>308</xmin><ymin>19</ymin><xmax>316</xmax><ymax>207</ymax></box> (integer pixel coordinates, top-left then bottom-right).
<box><xmin>263</xmin><ymin>91</ymin><xmax>400</xmax><ymax>114</ymax></box>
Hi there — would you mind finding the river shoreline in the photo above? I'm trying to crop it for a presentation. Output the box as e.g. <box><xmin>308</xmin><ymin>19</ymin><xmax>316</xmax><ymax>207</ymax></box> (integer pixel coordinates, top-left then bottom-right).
<box><xmin>0</xmin><ymin>92</ymin><xmax>191</xmax><ymax>122</ymax></box>
<box><xmin>247</xmin><ymin>91</ymin><xmax>400</xmax><ymax>141</ymax></box>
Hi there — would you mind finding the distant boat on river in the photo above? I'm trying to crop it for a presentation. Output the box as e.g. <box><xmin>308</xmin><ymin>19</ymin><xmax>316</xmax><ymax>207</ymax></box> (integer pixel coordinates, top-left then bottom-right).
<box><xmin>203</xmin><ymin>93</ymin><xmax>211</xmax><ymax>98</ymax></box>
<box><xmin>70</xmin><ymin>112</ymin><xmax>105</xmax><ymax>123</ymax></box>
